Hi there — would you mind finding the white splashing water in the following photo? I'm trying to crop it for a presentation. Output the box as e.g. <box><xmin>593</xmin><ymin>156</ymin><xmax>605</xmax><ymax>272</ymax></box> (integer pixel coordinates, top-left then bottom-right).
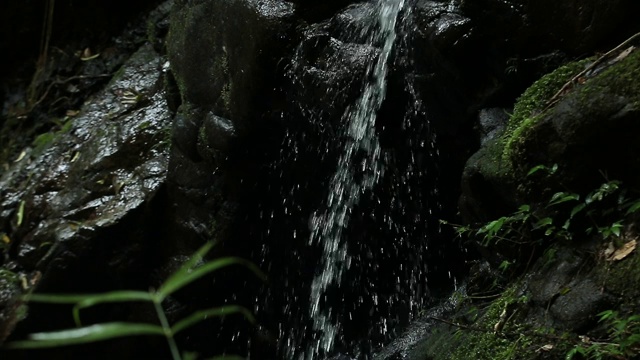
<box><xmin>305</xmin><ymin>0</ymin><xmax>406</xmax><ymax>358</ymax></box>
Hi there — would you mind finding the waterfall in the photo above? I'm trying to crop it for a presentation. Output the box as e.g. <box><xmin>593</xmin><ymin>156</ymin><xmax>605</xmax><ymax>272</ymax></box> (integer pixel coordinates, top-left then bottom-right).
<box><xmin>304</xmin><ymin>0</ymin><xmax>407</xmax><ymax>358</ymax></box>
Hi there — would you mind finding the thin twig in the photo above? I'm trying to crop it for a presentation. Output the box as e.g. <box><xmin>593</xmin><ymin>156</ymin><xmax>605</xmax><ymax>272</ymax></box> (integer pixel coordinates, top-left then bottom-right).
<box><xmin>429</xmin><ymin>316</ymin><xmax>490</xmax><ymax>333</ymax></box>
<box><xmin>30</xmin><ymin>73</ymin><xmax>112</xmax><ymax>110</ymax></box>
<box><xmin>428</xmin><ymin>316</ymin><xmax>574</xmax><ymax>342</ymax></box>
<box><xmin>542</xmin><ymin>31</ymin><xmax>640</xmax><ymax>112</ymax></box>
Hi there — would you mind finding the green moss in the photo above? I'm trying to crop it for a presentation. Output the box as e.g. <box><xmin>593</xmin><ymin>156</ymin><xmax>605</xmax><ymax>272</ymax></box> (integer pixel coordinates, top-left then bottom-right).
<box><xmin>419</xmin><ymin>283</ymin><xmax>542</xmax><ymax>360</ymax></box>
<box><xmin>502</xmin><ymin>58</ymin><xmax>593</xmax><ymax>163</ymax></box>
<box><xmin>221</xmin><ymin>82</ymin><xmax>232</xmax><ymax>113</ymax></box>
<box><xmin>59</xmin><ymin>118</ymin><xmax>74</xmax><ymax>133</ymax></box>
<box><xmin>31</xmin><ymin>132</ymin><xmax>56</xmax><ymax>154</ymax></box>
<box><xmin>503</xmin><ymin>50</ymin><xmax>640</xmax><ymax>170</ymax></box>
<box><xmin>481</xmin><ymin>137</ymin><xmax>514</xmax><ymax>178</ymax></box>
<box><xmin>198</xmin><ymin>124</ymin><xmax>207</xmax><ymax>146</ymax></box>
<box><xmin>213</xmin><ymin>52</ymin><xmax>232</xmax><ymax>113</ymax></box>
<box><xmin>575</xmin><ymin>49</ymin><xmax>640</xmax><ymax>109</ymax></box>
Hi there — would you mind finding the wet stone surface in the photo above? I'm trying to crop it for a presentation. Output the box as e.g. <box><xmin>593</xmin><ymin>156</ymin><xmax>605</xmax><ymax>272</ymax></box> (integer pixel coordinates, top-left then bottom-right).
<box><xmin>0</xmin><ymin>43</ymin><xmax>172</xmax><ymax>341</ymax></box>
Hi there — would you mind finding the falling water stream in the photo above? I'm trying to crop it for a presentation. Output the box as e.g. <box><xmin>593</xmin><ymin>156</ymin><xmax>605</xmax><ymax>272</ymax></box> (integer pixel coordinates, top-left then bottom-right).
<box><xmin>305</xmin><ymin>0</ymin><xmax>407</xmax><ymax>358</ymax></box>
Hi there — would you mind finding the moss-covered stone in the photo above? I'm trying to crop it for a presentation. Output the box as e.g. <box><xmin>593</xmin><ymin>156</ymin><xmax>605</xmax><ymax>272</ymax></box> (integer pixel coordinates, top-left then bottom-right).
<box><xmin>463</xmin><ymin>45</ymin><xmax>640</xmax><ymax>227</ymax></box>
<box><xmin>502</xmin><ymin>58</ymin><xmax>593</xmax><ymax>163</ymax></box>
<box><xmin>505</xmin><ymin>48</ymin><xmax>640</xmax><ymax>186</ymax></box>
<box><xmin>416</xmin><ymin>282</ymin><xmax>556</xmax><ymax>360</ymax></box>
<box><xmin>449</xmin><ymin>286</ymin><xmax>534</xmax><ymax>360</ymax></box>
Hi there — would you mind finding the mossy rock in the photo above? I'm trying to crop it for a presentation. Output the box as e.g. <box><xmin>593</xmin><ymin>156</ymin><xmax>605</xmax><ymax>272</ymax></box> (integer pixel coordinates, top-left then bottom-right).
<box><xmin>415</xmin><ymin>282</ymin><xmax>558</xmax><ymax>360</ymax></box>
<box><xmin>462</xmin><ymin>46</ymin><xmax>640</xmax><ymax>224</ymax></box>
<box><xmin>506</xmin><ymin>48</ymin><xmax>640</xmax><ymax>194</ymax></box>
<box><xmin>502</xmin><ymin>58</ymin><xmax>593</xmax><ymax>164</ymax></box>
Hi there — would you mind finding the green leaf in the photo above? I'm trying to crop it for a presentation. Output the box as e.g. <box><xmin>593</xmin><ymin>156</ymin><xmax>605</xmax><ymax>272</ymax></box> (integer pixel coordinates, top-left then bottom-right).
<box><xmin>587</xmin><ymin>181</ymin><xmax>621</xmax><ymax>204</ymax></box>
<box><xmin>527</xmin><ymin>165</ymin><xmax>547</xmax><ymax>177</ymax></box>
<box><xmin>489</xmin><ymin>218</ymin><xmax>506</xmax><ymax>234</ymax></box>
<box><xmin>548</xmin><ymin>192</ymin><xmax>579</xmax><ymax>207</ymax></box>
<box><xmin>566</xmin><ymin>346</ymin><xmax>586</xmax><ymax>360</ymax></box>
<box><xmin>534</xmin><ymin>217</ymin><xmax>553</xmax><ymax>229</ymax></box>
<box><xmin>183</xmin><ymin>352</ymin><xmax>199</xmax><ymax>360</ymax></box>
<box><xmin>455</xmin><ymin>225</ymin><xmax>470</xmax><ymax>236</ymax></box>
<box><xmin>27</xmin><ymin>293</ymin><xmax>120</xmax><ymax>304</ymax></box>
<box><xmin>158</xmin><ymin>257</ymin><xmax>265</xmax><ymax>300</ymax></box>
<box><xmin>172</xmin><ymin>305</ymin><xmax>255</xmax><ymax>335</ymax></box>
<box><xmin>626</xmin><ymin>200</ymin><xmax>640</xmax><ymax>215</ymax></box>
<box><xmin>544</xmin><ymin>227</ymin><xmax>556</xmax><ymax>236</ymax></box>
<box><xmin>498</xmin><ymin>260</ymin><xmax>512</xmax><ymax>272</ymax></box>
<box><xmin>479</xmin><ymin>217</ymin><xmax>506</xmax><ymax>237</ymax></box>
<box><xmin>627</xmin><ymin>315</ymin><xmax>640</xmax><ymax>323</ymax></box>
<box><xmin>623</xmin><ymin>333</ymin><xmax>640</xmax><ymax>345</ymax></box>
<box><xmin>611</xmin><ymin>222</ymin><xmax>622</xmax><ymax>237</ymax></box>
<box><xmin>570</xmin><ymin>203</ymin><xmax>586</xmax><ymax>218</ymax></box>
<box><xmin>6</xmin><ymin>322</ymin><xmax>165</xmax><ymax>349</ymax></box>
<box><xmin>72</xmin><ymin>291</ymin><xmax>154</xmax><ymax>326</ymax></box>
<box><xmin>598</xmin><ymin>310</ymin><xmax>617</xmax><ymax>322</ymax></box>
<box><xmin>165</xmin><ymin>241</ymin><xmax>216</xmax><ymax>286</ymax></box>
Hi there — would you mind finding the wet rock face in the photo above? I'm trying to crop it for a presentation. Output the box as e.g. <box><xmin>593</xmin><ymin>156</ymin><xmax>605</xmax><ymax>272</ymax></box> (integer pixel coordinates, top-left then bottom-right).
<box><xmin>167</xmin><ymin>0</ymin><xmax>296</xmax><ymax>143</ymax></box>
<box><xmin>1</xmin><ymin>43</ymin><xmax>171</xmax><ymax>270</ymax></box>
<box><xmin>0</xmin><ymin>43</ymin><xmax>172</xmax><ymax>350</ymax></box>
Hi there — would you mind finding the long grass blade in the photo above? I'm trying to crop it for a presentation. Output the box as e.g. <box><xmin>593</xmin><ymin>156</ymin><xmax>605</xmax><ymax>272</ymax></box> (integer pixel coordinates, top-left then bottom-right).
<box><xmin>157</xmin><ymin>257</ymin><xmax>266</xmax><ymax>300</ymax></box>
<box><xmin>163</xmin><ymin>242</ymin><xmax>215</xmax><ymax>289</ymax></box>
<box><xmin>6</xmin><ymin>322</ymin><xmax>165</xmax><ymax>349</ymax></box>
<box><xmin>27</xmin><ymin>293</ymin><xmax>109</xmax><ymax>304</ymax></box>
<box><xmin>171</xmin><ymin>305</ymin><xmax>255</xmax><ymax>335</ymax></box>
<box><xmin>72</xmin><ymin>291</ymin><xmax>154</xmax><ymax>326</ymax></box>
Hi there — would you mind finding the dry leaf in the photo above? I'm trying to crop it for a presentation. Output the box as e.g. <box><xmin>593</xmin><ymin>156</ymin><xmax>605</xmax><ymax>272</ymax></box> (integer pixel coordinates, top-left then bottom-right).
<box><xmin>537</xmin><ymin>344</ymin><xmax>554</xmax><ymax>352</ymax></box>
<box><xmin>80</xmin><ymin>47</ymin><xmax>100</xmax><ymax>61</ymax></box>
<box><xmin>19</xmin><ymin>275</ymin><xmax>28</xmax><ymax>290</ymax></box>
<box><xmin>608</xmin><ymin>239</ymin><xmax>637</xmax><ymax>261</ymax></box>
<box><xmin>493</xmin><ymin>307</ymin><xmax>507</xmax><ymax>333</ymax></box>
<box><xmin>66</xmin><ymin>109</ymin><xmax>80</xmax><ymax>117</ymax></box>
<box><xmin>579</xmin><ymin>335</ymin><xmax>591</xmax><ymax>343</ymax></box>
<box><xmin>612</xmin><ymin>46</ymin><xmax>636</xmax><ymax>63</ymax></box>
<box><xmin>13</xmin><ymin>151</ymin><xmax>26</xmax><ymax>163</ymax></box>
<box><xmin>603</xmin><ymin>242</ymin><xmax>615</xmax><ymax>259</ymax></box>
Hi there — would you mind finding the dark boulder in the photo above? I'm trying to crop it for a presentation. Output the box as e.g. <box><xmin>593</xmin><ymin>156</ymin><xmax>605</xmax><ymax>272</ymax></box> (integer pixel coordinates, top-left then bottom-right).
<box><xmin>0</xmin><ymin>42</ymin><xmax>173</xmax><ymax>357</ymax></box>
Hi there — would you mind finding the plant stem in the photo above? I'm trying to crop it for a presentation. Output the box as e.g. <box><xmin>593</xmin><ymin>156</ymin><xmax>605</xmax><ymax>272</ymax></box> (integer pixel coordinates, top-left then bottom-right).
<box><xmin>153</xmin><ymin>295</ymin><xmax>182</xmax><ymax>360</ymax></box>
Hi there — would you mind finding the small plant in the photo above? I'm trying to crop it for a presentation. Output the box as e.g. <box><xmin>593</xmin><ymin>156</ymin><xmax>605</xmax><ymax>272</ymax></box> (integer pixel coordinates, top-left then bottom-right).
<box><xmin>5</xmin><ymin>242</ymin><xmax>265</xmax><ymax>360</ymax></box>
<box><xmin>445</xmin><ymin>165</ymin><xmax>640</xmax><ymax>252</ymax></box>
<box><xmin>567</xmin><ymin>310</ymin><xmax>640</xmax><ymax>359</ymax></box>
